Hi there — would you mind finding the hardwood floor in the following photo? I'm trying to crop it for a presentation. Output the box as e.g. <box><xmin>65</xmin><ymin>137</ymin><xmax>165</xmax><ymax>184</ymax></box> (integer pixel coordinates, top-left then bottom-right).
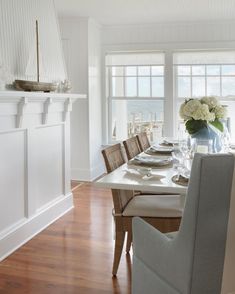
<box><xmin>71</xmin><ymin>180</ymin><xmax>83</xmax><ymax>191</ymax></box>
<box><xmin>0</xmin><ymin>184</ymin><xmax>132</xmax><ymax>294</ymax></box>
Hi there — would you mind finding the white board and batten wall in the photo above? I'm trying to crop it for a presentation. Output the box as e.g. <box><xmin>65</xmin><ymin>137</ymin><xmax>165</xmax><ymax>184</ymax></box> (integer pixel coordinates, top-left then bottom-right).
<box><xmin>0</xmin><ymin>91</ymin><xmax>86</xmax><ymax>261</ymax></box>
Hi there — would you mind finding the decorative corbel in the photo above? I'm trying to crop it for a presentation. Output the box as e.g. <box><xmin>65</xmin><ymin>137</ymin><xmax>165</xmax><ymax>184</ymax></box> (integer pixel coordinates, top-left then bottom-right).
<box><xmin>42</xmin><ymin>98</ymin><xmax>53</xmax><ymax>124</ymax></box>
<box><xmin>63</xmin><ymin>98</ymin><xmax>72</xmax><ymax>122</ymax></box>
<box><xmin>16</xmin><ymin>97</ymin><xmax>28</xmax><ymax>128</ymax></box>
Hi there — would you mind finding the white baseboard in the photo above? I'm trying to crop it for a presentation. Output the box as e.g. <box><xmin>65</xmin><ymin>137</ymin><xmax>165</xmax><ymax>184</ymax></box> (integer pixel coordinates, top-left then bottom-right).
<box><xmin>71</xmin><ymin>167</ymin><xmax>92</xmax><ymax>181</ymax></box>
<box><xmin>90</xmin><ymin>163</ymin><xmax>105</xmax><ymax>181</ymax></box>
<box><xmin>0</xmin><ymin>193</ymin><xmax>74</xmax><ymax>262</ymax></box>
<box><xmin>71</xmin><ymin>163</ymin><xmax>105</xmax><ymax>181</ymax></box>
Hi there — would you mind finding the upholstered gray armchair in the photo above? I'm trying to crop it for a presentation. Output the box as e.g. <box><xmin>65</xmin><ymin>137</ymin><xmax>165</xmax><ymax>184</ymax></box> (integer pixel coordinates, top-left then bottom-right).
<box><xmin>132</xmin><ymin>153</ymin><xmax>234</xmax><ymax>294</ymax></box>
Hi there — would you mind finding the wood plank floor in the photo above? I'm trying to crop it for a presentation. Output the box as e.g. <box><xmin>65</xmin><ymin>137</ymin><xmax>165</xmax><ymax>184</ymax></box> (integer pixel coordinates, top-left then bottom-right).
<box><xmin>0</xmin><ymin>184</ymin><xmax>132</xmax><ymax>294</ymax></box>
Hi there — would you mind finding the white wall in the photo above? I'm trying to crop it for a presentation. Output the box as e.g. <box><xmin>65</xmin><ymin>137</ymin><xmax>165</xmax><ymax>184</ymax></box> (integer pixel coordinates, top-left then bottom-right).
<box><xmin>59</xmin><ymin>17</ymin><xmax>104</xmax><ymax>181</ymax></box>
<box><xmin>0</xmin><ymin>0</ymin><xmax>66</xmax><ymax>84</ymax></box>
<box><xmin>102</xmin><ymin>20</ymin><xmax>235</xmax><ymax>46</ymax></box>
<box><xmin>88</xmin><ymin>19</ymin><xmax>104</xmax><ymax>179</ymax></box>
<box><xmin>59</xmin><ymin>18</ymin><xmax>91</xmax><ymax>180</ymax></box>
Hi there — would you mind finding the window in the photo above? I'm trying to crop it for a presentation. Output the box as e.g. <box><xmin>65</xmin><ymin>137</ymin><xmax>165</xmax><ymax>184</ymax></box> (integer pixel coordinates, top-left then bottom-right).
<box><xmin>106</xmin><ymin>53</ymin><xmax>165</xmax><ymax>142</ymax></box>
<box><xmin>174</xmin><ymin>51</ymin><xmax>235</xmax><ymax>139</ymax></box>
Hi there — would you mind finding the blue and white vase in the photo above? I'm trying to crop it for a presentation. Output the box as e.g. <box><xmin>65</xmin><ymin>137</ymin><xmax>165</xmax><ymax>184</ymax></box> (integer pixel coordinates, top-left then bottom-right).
<box><xmin>191</xmin><ymin>124</ymin><xmax>222</xmax><ymax>153</ymax></box>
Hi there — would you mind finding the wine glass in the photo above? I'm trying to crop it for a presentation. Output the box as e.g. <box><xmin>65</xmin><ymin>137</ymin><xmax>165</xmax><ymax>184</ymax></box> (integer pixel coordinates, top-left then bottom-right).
<box><xmin>172</xmin><ymin>147</ymin><xmax>184</xmax><ymax>180</ymax></box>
<box><xmin>221</xmin><ymin>126</ymin><xmax>231</xmax><ymax>153</ymax></box>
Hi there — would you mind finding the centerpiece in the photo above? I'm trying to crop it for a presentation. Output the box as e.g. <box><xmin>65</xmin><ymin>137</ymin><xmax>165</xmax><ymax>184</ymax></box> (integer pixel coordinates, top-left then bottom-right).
<box><xmin>179</xmin><ymin>96</ymin><xmax>227</xmax><ymax>152</ymax></box>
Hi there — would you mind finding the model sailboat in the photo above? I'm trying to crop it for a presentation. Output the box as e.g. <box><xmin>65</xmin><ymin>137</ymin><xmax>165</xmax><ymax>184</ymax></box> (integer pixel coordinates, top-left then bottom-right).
<box><xmin>14</xmin><ymin>20</ymin><xmax>57</xmax><ymax>92</ymax></box>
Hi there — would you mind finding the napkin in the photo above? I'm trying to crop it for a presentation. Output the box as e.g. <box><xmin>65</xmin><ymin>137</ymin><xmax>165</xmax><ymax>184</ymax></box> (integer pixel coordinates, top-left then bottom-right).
<box><xmin>124</xmin><ymin>167</ymin><xmax>165</xmax><ymax>181</ymax></box>
<box><xmin>129</xmin><ymin>155</ymin><xmax>172</xmax><ymax>167</ymax></box>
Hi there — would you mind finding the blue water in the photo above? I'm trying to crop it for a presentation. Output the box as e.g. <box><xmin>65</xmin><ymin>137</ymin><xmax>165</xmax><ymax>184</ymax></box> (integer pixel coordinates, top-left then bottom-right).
<box><xmin>127</xmin><ymin>100</ymin><xmax>164</xmax><ymax>121</ymax></box>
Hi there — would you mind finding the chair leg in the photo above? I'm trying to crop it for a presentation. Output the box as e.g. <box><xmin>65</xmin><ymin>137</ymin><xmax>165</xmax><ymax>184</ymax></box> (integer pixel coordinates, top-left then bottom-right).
<box><xmin>126</xmin><ymin>232</ymin><xmax>132</xmax><ymax>253</ymax></box>
<box><xmin>112</xmin><ymin>231</ymin><xmax>125</xmax><ymax>276</ymax></box>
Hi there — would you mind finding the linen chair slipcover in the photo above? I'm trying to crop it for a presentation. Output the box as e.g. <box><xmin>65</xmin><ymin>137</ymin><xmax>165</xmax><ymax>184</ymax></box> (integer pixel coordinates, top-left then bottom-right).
<box><xmin>101</xmin><ymin>143</ymin><xmax>183</xmax><ymax>276</ymax></box>
<box><xmin>221</xmin><ymin>151</ymin><xmax>235</xmax><ymax>293</ymax></box>
<box><xmin>132</xmin><ymin>153</ymin><xmax>234</xmax><ymax>294</ymax></box>
<box><xmin>136</xmin><ymin>132</ymin><xmax>151</xmax><ymax>152</ymax></box>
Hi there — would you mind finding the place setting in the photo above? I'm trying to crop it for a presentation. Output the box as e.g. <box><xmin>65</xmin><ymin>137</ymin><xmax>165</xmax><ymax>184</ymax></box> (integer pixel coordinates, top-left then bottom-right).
<box><xmin>144</xmin><ymin>137</ymin><xmax>181</xmax><ymax>156</ymax></box>
<box><xmin>124</xmin><ymin>166</ymin><xmax>166</xmax><ymax>181</ymax></box>
<box><xmin>125</xmin><ymin>152</ymin><xmax>173</xmax><ymax>181</ymax></box>
<box><xmin>125</xmin><ymin>138</ymin><xmax>194</xmax><ymax>184</ymax></box>
<box><xmin>128</xmin><ymin>154</ymin><xmax>173</xmax><ymax>168</ymax></box>
<box><xmin>144</xmin><ymin>145</ymin><xmax>174</xmax><ymax>155</ymax></box>
<box><xmin>159</xmin><ymin>138</ymin><xmax>179</xmax><ymax>147</ymax></box>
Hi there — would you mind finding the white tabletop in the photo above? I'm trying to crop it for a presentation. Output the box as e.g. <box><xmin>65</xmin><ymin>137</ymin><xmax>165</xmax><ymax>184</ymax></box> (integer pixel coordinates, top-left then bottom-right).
<box><xmin>95</xmin><ymin>161</ymin><xmax>188</xmax><ymax>195</ymax></box>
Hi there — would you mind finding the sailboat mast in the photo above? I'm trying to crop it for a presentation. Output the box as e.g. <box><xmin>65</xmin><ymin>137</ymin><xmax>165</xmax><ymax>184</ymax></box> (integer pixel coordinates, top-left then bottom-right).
<box><xmin>36</xmin><ymin>20</ymin><xmax>39</xmax><ymax>82</ymax></box>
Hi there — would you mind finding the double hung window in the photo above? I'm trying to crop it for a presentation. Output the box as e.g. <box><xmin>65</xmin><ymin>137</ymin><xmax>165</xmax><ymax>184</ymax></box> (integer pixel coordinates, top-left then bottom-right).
<box><xmin>106</xmin><ymin>51</ymin><xmax>235</xmax><ymax>142</ymax></box>
<box><xmin>106</xmin><ymin>53</ymin><xmax>165</xmax><ymax>142</ymax></box>
<box><xmin>174</xmin><ymin>51</ymin><xmax>235</xmax><ymax>139</ymax></box>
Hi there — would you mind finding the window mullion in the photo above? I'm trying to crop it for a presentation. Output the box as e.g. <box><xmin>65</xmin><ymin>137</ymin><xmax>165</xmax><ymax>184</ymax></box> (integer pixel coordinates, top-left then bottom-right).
<box><xmin>124</xmin><ymin>69</ymin><xmax>126</xmax><ymax>97</ymax></box>
<box><xmin>205</xmin><ymin>65</ymin><xmax>207</xmax><ymax>96</ymax></box>
<box><xmin>108</xmin><ymin>67</ymin><xmax>113</xmax><ymax>142</ymax></box>
<box><xmin>220</xmin><ymin>65</ymin><xmax>222</xmax><ymax>98</ymax></box>
<box><xmin>164</xmin><ymin>51</ymin><xmax>174</xmax><ymax>137</ymax></box>
<box><xmin>136</xmin><ymin>67</ymin><xmax>139</xmax><ymax>97</ymax></box>
<box><xmin>190</xmin><ymin>66</ymin><xmax>193</xmax><ymax>97</ymax></box>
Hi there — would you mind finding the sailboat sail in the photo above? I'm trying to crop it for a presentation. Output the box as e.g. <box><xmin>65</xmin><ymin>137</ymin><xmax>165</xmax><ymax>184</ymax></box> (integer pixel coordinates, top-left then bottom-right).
<box><xmin>14</xmin><ymin>20</ymin><xmax>56</xmax><ymax>92</ymax></box>
<box><xmin>25</xmin><ymin>20</ymin><xmax>45</xmax><ymax>81</ymax></box>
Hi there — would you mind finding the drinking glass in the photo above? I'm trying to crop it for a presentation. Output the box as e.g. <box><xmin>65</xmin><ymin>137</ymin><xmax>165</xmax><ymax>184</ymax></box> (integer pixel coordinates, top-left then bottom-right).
<box><xmin>179</xmin><ymin>139</ymin><xmax>191</xmax><ymax>158</ymax></box>
<box><xmin>221</xmin><ymin>127</ymin><xmax>231</xmax><ymax>153</ymax></box>
<box><xmin>172</xmin><ymin>148</ymin><xmax>184</xmax><ymax>180</ymax></box>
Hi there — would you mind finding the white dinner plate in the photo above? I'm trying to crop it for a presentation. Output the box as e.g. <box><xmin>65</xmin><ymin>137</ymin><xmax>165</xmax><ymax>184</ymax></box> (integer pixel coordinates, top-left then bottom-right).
<box><xmin>150</xmin><ymin>146</ymin><xmax>174</xmax><ymax>154</ymax></box>
<box><xmin>160</xmin><ymin>139</ymin><xmax>179</xmax><ymax>147</ymax></box>
<box><xmin>129</xmin><ymin>155</ymin><xmax>172</xmax><ymax>167</ymax></box>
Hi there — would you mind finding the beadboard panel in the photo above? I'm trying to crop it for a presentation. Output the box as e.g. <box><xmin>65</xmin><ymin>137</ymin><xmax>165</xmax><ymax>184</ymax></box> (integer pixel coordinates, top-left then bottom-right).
<box><xmin>0</xmin><ymin>0</ymin><xmax>67</xmax><ymax>83</ymax></box>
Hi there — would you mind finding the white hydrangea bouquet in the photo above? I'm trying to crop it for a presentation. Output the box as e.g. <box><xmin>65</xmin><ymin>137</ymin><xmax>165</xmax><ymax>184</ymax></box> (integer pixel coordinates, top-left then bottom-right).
<box><xmin>179</xmin><ymin>97</ymin><xmax>227</xmax><ymax>135</ymax></box>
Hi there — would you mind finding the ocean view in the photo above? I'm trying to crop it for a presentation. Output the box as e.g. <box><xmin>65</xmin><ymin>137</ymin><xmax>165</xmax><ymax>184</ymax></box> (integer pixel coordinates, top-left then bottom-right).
<box><xmin>127</xmin><ymin>100</ymin><xmax>164</xmax><ymax>122</ymax></box>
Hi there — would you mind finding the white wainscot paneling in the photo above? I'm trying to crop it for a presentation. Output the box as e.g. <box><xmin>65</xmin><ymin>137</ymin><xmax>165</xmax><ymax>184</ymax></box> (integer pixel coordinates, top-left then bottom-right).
<box><xmin>34</xmin><ymin>124</ymin><xmax>64</xmax><ymax>210</ymax></box>
<box><xmin>0</xmin><ymin>91</ymin><xmax>86</xmax><ymax>261</ymax></box>
<box><xmin>0</xmin><ymin>130</ymin><xmax>26</xmax><ymax>233</ymax></box>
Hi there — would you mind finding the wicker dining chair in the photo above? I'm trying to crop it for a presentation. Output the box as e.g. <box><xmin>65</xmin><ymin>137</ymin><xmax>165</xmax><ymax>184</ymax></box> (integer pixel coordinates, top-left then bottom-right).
<box><xmin>101</xmin><ymin>143</ymin><xmax>183</xmax><ymax>276</ymax></box>
<box><xmin>123</xmin><ymin>137</ymin><xmax>142</xmax><ymax>160</ymax></box>
<box><xmin>136</xmin><ymin>132</ymin><xmax>150</xmax><ymax>152</ymax></box>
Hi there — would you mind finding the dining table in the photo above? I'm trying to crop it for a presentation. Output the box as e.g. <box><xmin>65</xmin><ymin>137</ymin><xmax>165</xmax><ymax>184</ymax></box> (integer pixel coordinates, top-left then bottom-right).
<box><xmin>95</xmin><ymin>148</ymin><xmax>188</xmax><ymax>195</ymax></box>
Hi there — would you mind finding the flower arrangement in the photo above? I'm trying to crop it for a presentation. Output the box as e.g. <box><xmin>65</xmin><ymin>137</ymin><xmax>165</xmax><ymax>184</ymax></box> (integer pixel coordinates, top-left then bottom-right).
<box><xmin>179</xmin><ymin>97</ymin><xmax>227</xmax><ymax>135</ymax></box>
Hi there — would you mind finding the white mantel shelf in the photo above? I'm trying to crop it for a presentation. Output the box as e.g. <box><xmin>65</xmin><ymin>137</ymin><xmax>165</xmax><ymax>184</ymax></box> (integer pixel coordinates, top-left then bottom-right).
<box><xmin>0</xmin><ymin>91</ymin><xmax>86</xmax><ymax>102</ymax></box>
<box><xmin>0</xmin><ymin>90</ymin><xmax>86</xmax><ymax>262</ymax></box>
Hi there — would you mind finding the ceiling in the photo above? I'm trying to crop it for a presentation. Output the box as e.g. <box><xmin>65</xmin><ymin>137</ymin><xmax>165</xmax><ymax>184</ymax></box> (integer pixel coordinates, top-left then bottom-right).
<box><xmin>54</xmin><ymin>0</ymin><xmax>235</xmax><ymax>25</ymax></box>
